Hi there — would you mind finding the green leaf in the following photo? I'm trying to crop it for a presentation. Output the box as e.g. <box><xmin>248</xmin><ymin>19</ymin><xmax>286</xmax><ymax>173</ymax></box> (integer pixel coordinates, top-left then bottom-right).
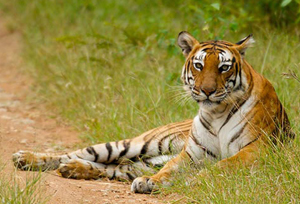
<box><xmin>281</xmin><ymin>0</ymin><xmax>292</xmax><ymax>7</ymax></box>
<box><xmin>230</xmin><ymin>22</ymin><xmax>238</xmax><ymax>32</ymax></box>
<box><xmin>211</xmin><ymin>3</ymin><xmax>220</xmax><ymax>10</ymax></box>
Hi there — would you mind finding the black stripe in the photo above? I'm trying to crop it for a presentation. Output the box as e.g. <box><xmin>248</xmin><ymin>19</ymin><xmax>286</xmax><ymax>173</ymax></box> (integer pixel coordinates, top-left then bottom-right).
<box><xmin>187</xmin><ymin>60</ymin><xmax>190</xmax><ymax>69</ymax></box>
<box><xmin>75</xmin><ymin>154</ymin><xmax>83</xmax><ymax>159</ymax></box>
<box><xmin>232</xmin><ymin>57</ymin><xmax>236</xmax><ymax>63</ymax></box>
<box><xmin>233</xmin><ymin>62</ymin><xmax>239</xmax><ymax>86</ymax></box>
<box><xmin>106</xmin><ymin>143</ymin><xmax>113</xmax><ymax>162</ymax></box>
<box><xmin>241</xmin><ymin>136</ymin><xmax>259</xmax><ymax>150</ymax></box>
<box><xmin>140</xmin><ymin>140</ymin><xmax>151</xmax><ymax>155</ymax></box>
<box><xmin>234</xmin><ymin>107</ymin><xmax>258</xmax><ymax>128</ymax></box>
<box><xmin>86</xmin><ymin>146</ymin><xmax>99</xmax><ymax>162</ymax></box>
<box><xmin>158</xmin><ymin>138</ymin><xmax>164</xmax><ymax>154</ymax></box>
<box><xmin>247</xmin><ymin>70</ymin><xmax>254</xmax><ymax>92</ymax></box>
<box><xmin>216</xmin><ymin>48</ymin><xmax>225</xmax><ymax>53</ymax></box>
<box><xmin>66</xmin><ymin>154</ymin><xmax>71</xmax><ymax>159</ymax></box>
<box><xmin>124</xmin><ymin>122</ymin><xmax>191</xmax><ymax>158</ymax></box>
<box><xmin>158</xmin><ymin>135</ymin><xmax>176</xmax><ymax>154</ymax></box>
<box><xmin>238</xmin><ymin>62</ymin><xmax>242</xmax><ymax>90</ymax></box>
<box><xmin>129</xmin><ymin>155</ymin><xmax>155</xmax><ymax>164</ymax></box>
<box><xmin>200</xmin><ymin>116</ymin><xmax>217</xmax><ymax>137</ymax></box>
<box><xmin>191</xmin><ymin>135</ymin><xmax>217</xmax><ymax>158</ymax></box>
<box><xmin>129</xmin><ymin>156</ymin><xmax>140</xmax><ymax>162</ymax></box>
<box><xmin>115</xmin><ymin>141</ymin><xmax>119</xmax><ymax>149</ymax></box>
<box><xmin>219</xmin><ymin>96</ymin><xmax>249</xmax><ymax>131</ymax></box>
<box><xmin>229</xmin><ymin>123</ymin><xmax>248</xmax><ymax>145</ymax></box>
<box><xmin>153</xmin><ymin>164</ymin><xmax>164</xmax><ymax>168</ymax></box>
<box><xmin>227</xmin><ymin>61</ymin><xmax>238</xmax><ymax>87</ymax></box>
<box><xmin>143</xmin><ymin>158</ymin><xmax>152</xmax><ymax>166</ymax></box>
<box><xmin>228</xmin><ymin>102</ymin><xmax>259</xmax><ymax>146</ymax></box>
<box><xmin>185</xmin><ymin>151</ymin><xmax>194</xmax><ymax>161</ymax></box>
<box><xmin>202</xmin><ymin>48</ymin><xmax>211</xmax><ymax>52</ymax></box>
<box><xmin>119</xmin><ymin>140</ymin><xmax>130</xmax><ymax>157</ymax></box>
<box><xmin>142</xmin><ymin>124</ymin><xmax>190</xmax><ymax>156</ymax></box>
<box><xmin>86</xmin><ymin>147</ymin><xmax>93</xmax><ymax>155</ymax></box>
<box><xmin>168</xmin><ymin>137</ymin><xmax>176</xmax><ymax>153</ymax></box>
<box><xmin>126</xmin><ymin>172</ymin><xmax>136</xmax><ymax>180</ymax></box>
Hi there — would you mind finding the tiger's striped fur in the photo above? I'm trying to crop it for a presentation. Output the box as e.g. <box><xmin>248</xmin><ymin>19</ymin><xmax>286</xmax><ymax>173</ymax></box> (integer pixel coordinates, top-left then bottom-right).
<box><xmin>13</xmin><ymin>120</ymin><xmax>192</xmax><ymax>180</ymax></box>
<box><xmin>13</xmin><ymin>31</ymin><xmax>295</xmax><ymax>194</ymax></box>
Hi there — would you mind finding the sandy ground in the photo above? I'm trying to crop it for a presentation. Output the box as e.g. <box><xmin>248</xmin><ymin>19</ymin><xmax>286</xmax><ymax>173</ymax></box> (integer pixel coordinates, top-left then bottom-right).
<box><xmin>0</xmin><ymin>20</ymin><xmax>177</xmax><ymax>204</ymax></box>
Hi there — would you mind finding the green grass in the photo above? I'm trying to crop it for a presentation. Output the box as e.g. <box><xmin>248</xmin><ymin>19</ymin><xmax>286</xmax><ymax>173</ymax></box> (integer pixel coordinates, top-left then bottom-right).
<box><xmin>0</xmin><ymin>163</ymin><xmax>47</xmax><ymax>204</ymax></box>
<box><xmin>164</xmin><ymin>142</ymin><xmax>300</xmax><ymax>203</ymax></box>
<box><xmin>1</xmin><ymin>0</ymin><xmax>300</xmax><ymax>203</ymax></box>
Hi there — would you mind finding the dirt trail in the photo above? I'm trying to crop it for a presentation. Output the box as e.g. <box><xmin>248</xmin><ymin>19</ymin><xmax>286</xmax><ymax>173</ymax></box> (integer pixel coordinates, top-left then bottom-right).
<box><xmin>0</xmin><ymin>21</ymin><xmax>174</xmax><ymax>203</ymax></box>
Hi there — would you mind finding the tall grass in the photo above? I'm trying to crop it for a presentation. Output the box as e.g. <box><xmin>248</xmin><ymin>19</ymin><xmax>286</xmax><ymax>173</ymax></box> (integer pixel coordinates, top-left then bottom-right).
<box><xmin>0</xmin><ymin>163</ymin><xmax>47</xmax><ymax>204</ymax></box>
<box><xmin>1</xmin><ymin>0</ymin><xmax>300</xmax><ymax>203</ymax></box>
<box><xmin>164</xmin><ymin>141</ymin><xmax>300</xmax><ymax>203</ymax></box>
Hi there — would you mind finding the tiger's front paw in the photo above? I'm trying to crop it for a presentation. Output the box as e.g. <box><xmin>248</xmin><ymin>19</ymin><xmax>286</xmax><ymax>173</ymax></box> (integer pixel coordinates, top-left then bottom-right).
<box><xmin>58</xmin><ymin>160</ymin><xmax>100</xmax><ymax>180</ymax></box>
<box><xmin>131</xmin><ymin>176</ymin><xmax>157</xmax><ymax>194</ymax></box>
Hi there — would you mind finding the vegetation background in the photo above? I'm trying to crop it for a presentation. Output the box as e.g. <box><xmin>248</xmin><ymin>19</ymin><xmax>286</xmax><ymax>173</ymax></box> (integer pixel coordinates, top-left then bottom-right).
<box><xmin>1</xmin><ymin>0</ymin><xmax>300</xmax><ymax>203</ymax></box>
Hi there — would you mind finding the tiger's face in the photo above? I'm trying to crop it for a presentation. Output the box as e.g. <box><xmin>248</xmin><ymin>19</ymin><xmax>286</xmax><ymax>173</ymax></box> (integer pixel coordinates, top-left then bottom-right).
<box><xmin>177</xmin><ymin>32</ymin><xmax>254</xmax><ymax>106</ymax></box>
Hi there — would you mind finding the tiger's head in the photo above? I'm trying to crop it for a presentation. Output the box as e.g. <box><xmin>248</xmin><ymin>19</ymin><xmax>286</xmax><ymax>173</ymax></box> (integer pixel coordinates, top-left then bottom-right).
<box><xmin>177</xmin><ymin>31</ymin><xmax>255</xmax><ymax>106</ymax></box>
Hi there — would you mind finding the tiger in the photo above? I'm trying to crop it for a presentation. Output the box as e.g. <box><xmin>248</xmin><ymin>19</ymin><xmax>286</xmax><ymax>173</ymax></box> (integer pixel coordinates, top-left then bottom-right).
<box><xmin>12</xmin><ymin>31</ymin><xmax>295</xmax><ymax>194</ymax></box>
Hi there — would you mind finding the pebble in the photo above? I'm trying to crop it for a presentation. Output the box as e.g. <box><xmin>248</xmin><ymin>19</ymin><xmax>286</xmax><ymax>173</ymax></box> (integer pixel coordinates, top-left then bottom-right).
<box><xmin>20</xmin><ymin>139</ymin><xmax>27</xmax><ymax>144</ymax></box>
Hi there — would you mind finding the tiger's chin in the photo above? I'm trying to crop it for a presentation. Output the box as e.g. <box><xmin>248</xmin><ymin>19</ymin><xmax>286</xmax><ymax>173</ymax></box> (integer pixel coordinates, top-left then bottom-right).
<box><xmin>201</xmin><ymin>99</ymin><xmax>214</xmax><ymax>105</ymax></box>
<box><xmin>197</xmin><ymin>99</ymin><xmax>222</xmax><ymax>106</ymax></box>
<box><xmin>195</xmin><ymin>97</ymin><xmax>226</xmax><ymax>105</ymax></box>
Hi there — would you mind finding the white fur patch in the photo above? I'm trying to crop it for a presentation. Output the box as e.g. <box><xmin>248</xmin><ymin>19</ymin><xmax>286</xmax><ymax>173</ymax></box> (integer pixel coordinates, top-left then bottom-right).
<box><xmin>218</xmin><ymin>49</ymin><xmax>233</xmax><ymax>68</ymax></box>
<box><xmin>193</xmin><ymin>49</ymin><xmax>207</xmax><ymax>67</ymax></box>
<box><xmin>218</xmin><ymin>94</ymin><xmax>257</xmax><ymax>158</ymax></box>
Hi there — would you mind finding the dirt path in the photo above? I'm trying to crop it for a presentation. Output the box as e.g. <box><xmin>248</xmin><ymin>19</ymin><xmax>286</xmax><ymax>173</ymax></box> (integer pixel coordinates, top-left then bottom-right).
<box><xmin>0</xmin><ymin>21</ymin><xmax>174</xmax><ymax>204</ymax></box>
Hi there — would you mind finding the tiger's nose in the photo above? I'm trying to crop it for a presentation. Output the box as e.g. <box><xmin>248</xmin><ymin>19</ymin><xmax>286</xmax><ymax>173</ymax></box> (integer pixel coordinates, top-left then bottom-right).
<box><xmin>201</xmin><ymin>87</ymin><xmax>216</xmax><ymax>96</ymax></box>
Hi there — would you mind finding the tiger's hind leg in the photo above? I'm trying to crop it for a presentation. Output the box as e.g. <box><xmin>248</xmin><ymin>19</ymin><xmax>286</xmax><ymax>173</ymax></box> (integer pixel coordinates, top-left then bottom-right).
<box><xmin>58</xmin><ymin>155</ymin><xmax>176</xmax><ymax>181</ymax></box>
<box><xmin>57</xmin><ymin>159</ymin><xmax>152</xmax><ymax>181</ymax></box>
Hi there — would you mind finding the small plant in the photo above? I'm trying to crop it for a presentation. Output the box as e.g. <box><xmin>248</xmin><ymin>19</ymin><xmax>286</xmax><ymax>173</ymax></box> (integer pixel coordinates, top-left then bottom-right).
<box><xmin>0</xmin><ymin>163</ymin><xmax>47</xmax><ymax>204</ymax></box>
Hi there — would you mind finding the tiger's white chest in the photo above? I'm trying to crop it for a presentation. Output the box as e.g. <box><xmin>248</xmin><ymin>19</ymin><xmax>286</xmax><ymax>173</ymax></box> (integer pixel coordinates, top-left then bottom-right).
<box><xmin>191</xmin><ymin>95</ymin><xmax>257</xmax><ymax>160</ymax></box>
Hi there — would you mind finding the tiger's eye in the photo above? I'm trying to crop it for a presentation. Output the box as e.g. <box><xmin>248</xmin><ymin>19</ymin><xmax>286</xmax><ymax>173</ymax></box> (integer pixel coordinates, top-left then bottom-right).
<box><xmin>194</xmin><ymin>63</ymin><xmax>203</xmax><ymax>70</ymax></box>
<box><xmin>220</xmin><ymin>65</ymin><xmax>231</xmax><ymax>73</ymax></box>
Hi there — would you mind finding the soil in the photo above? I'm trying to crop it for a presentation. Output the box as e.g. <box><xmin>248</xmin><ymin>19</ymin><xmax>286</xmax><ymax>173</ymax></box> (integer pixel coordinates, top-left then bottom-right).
<box><xmin>0</xmin><ymin>20</ymin><xmax>178</xmax><ymax>204</ymax></box>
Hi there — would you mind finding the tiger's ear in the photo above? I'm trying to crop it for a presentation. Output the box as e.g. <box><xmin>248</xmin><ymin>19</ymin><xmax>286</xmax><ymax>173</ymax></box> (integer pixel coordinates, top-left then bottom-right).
<box><xmin>234</xmin><ymin>34</ymin><xmax>255</xmax><ymax>56</ymax></box>
<box><xmin>177</xmin><ymin>31</ymin><xmax>199</xmax><ymax>58</ymax></box>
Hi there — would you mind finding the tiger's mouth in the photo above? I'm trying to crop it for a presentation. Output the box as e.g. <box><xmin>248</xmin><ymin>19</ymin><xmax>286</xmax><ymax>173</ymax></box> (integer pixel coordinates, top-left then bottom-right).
<box><xmin>191</xmin><ymin>89</ymin><xmax>229</xmax><ymax>104</ymax></box>
<box><xmin>194</xmin><ymin>97</ymin><xmax>224</xmax><ymax>105</ymax></box>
